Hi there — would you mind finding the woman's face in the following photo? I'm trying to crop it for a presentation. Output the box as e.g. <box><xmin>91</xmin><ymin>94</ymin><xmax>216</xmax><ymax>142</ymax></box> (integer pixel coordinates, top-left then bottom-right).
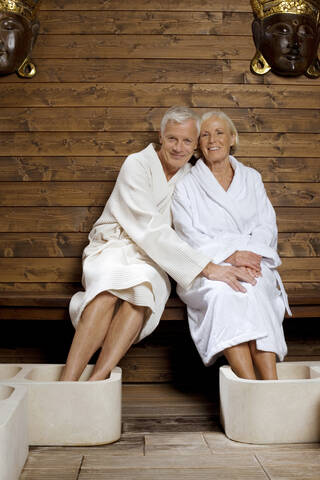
<box><xmin>200</xmin><ymin>116</ymin><xmax>235</xmax><ymax>165</ymax></box>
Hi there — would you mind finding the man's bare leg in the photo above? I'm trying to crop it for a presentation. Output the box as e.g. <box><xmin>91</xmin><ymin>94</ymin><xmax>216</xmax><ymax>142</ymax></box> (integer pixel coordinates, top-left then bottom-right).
<box><xmin>88</xmin><ymin>301</ymin><xmax>146</xmax><ymax>381</ymax></box>
<box><xmin>249</xmin><ymin>340</ymin><xmax>278</xmax><ymax>380</ymax></box>
<box><xmin>224</xmin><ymin>342</ymin><xmax>257</xmax><ymax>380</ymax></box>
<box><xmin>60</xmin><ymin>291</ymin><xmax>118</xmax><ymax>381</ymax></box>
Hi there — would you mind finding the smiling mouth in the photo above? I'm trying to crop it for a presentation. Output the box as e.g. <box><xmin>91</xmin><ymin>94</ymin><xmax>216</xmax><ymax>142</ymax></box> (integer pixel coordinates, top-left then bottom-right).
<box><xmin>208</xmin><ymin>147</ymin><xmax>219</xmax><ymax>151</ymax></box>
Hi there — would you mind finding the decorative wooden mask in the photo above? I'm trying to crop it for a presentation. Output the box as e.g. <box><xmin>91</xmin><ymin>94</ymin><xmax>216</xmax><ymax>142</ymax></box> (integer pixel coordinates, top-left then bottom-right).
<box><xmin>250</xmin><ymin>0</ymin><xmax>320</xmax><ymax>78</ymax></box>
<box><xmin>0</xmin><ymin>0</ymin><xmax>41</xmax><ymax>77</ymax></box>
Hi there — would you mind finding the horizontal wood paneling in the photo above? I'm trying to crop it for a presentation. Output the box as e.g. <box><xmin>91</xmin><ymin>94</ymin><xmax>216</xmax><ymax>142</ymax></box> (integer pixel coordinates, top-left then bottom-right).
<box><xmin>37</xmin><ymin>11</ymin><xmax>251</xmax><ymax>35</ymax></box>
<box><xmin>1</xmin><ymin>157</ymin><xmax>319</xmax><ymax>182</ymax></box>
<box><xmin>0</xmin><ymin>181</ymin><xmax>319</xmax><ymax>207</ymax></box>
<box><xmin>1</xmin><ymin>84</ymin><xmax>319</xmax><ymax>109</ymax></box>
<box><xmin>1</xmin><ymin>108</ymin><xmax>319</xmax><ymax>133</ymax></box>
<box><xmin>0</xmin><ymin>258</ymin><xmax>319</xmax><ymax>283</ymax></box>
<box><xmin>34</xmin><ymin>35</ymin><xmax>254</xmax><ymax>59</ymax></box>
<box><xmin>0</xmin><ymin>132</ymin><xmax>319</xmax><ymax>156</ymax></box>
<box><xmin>42</xmin><ymin>1</ymin><xmax>252</xmax><ymax>12</ymax></box>
<box><xmin>1</xmin><ymin>233</ymin><xmax>320</xmax><ymax>258</ymax></box>
<box><xmin>1</xmin><ymin>60</ymin><xmax>319</xmax><ymax>85</ymax></box>
<box><xmin>0</xmin><ymin>207</ymin><xmax>319</xmax><ymax>233</ymax></box>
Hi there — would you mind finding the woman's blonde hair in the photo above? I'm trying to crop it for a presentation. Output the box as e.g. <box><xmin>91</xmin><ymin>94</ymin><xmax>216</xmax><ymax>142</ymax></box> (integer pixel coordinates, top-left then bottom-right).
<box><xmin>200</xmin><ymin>110</ymin><xmax>239</xmax><ymax>155</ymax></box>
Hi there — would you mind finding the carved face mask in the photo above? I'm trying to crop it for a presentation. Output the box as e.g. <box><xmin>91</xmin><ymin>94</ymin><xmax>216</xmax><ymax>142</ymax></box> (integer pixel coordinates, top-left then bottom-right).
<box><xmin>250</xmin><ymin>0</ymin><xmax>320</xmax><ymax>78</ymax></box>
<box><xmin>252</xmin><ymin>13</ymin><xmax>320</xmax><ymax>76</ymax></box>
<box><xmin>0</xmin><ymin>0</ymin><xmax>41</xmax><ymax>77</ymax></box>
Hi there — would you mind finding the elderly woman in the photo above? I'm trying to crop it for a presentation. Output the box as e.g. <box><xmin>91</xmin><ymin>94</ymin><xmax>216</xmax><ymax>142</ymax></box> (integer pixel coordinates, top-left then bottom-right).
<box><xmin>171</xmin><ymin>111</ymin><xmax>291</xmax><ymax>380</ymax></box>
<box><xmin>60</xmin><ymin>107</ymin><xmax>255</xmax><ymax>381</ymax></box>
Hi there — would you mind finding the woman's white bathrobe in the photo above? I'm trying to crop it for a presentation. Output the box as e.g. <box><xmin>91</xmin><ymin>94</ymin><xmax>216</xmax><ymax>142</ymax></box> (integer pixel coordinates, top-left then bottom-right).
<box><xmin>69</xmin><ymin>143</ymin><xmax>210</xmax><ymax>342</ymax></box>
<box><xmin>171</xmin><ymin>156</ymin><xmax>290</xmax><ymax>366</ymax></box>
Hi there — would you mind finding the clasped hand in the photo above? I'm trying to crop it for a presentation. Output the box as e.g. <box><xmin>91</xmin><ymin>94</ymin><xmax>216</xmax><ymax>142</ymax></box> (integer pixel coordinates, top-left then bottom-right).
<box><xmin>201</xmin><ymin>250</ymin><xmax>262</xmax><ymax>293</ymax></box>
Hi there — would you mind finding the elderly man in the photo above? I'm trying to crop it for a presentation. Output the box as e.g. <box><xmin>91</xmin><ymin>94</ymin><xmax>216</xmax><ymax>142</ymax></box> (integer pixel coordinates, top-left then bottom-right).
<box><xmin>61</xmin><ymin>106</ymin><xmax>255</xmax><ymax>381</ymax></box>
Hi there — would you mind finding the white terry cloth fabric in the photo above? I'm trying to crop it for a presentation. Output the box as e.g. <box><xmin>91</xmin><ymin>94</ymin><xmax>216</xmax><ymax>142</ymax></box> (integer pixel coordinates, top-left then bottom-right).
<box><xmin>69</xmin><ymin>144</ymin><xmax>210</xmax><ymax>342</ymax></box>
<box><xmin>171</xmin><ymin>156</ymin><xmax>290</xmax><ymax>366</ymax></box>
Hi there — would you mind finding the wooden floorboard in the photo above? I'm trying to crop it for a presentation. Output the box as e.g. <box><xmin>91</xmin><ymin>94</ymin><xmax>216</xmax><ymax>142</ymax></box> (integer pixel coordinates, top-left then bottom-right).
<box><xmin>19</xmin><ymin>384</ymin><xmax>320</xmax><ymax>480</ymax></box>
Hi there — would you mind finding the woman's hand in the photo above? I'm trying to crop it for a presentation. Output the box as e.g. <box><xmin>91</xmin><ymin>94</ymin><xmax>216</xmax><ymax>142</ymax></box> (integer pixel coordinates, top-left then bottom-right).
<box><xmin>201</xmin><ymin>263</ymin><xmax>256</xmax><ymax>293</ymax></box>
<box><xmin>225</xmin><ymin>250</ymin><xmax>262</xmax><ymax>271</ymax></box>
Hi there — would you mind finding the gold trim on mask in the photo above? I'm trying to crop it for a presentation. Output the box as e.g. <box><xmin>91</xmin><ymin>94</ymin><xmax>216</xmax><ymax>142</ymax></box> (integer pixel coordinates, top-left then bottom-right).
<box><xmin>0</xmin><ymin>0</ymin><xmax>41</xmax><ymax>22</ymax></box>
<box><xmin>17</xmin><ymin>56</ymin><xmax>36</xmax><ymax>78</ymax></box>
<box><xmin>250</xmin><ymin>50</ymin><xmax>272</xmax><ymax>74</ymax></box>
<box><xmin>250</xmin><ymin>0</ymin><xmax>320</xmax><ymax>22</ymax></box>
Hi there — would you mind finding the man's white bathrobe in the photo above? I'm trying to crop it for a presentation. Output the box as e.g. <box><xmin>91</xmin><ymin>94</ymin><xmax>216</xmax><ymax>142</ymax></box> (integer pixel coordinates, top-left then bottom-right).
<box><xmin>69</xmin><ymin>143</ymin><xmax>210</xmax><ymax>342</ymax></box>
<box><xmin>171</xmin><ymin>156</ymin><xmax>290</xmax><ymax>366</ymax></box>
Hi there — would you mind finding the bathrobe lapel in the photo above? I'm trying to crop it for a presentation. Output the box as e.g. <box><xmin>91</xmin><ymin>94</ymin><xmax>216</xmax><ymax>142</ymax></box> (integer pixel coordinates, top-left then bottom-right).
<box><xmin>191</xmin><ymin>157</ymin><xmax>245</xmax><ymax>234</ymax></box>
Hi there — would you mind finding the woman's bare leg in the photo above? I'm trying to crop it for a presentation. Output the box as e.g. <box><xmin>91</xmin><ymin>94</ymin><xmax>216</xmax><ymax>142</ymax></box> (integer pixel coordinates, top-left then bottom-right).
<box><xmin>224</xmin><ymin>342</ymin><xmax>257</xmax><ymax>380</ymax></box>
<box><xmin>249</xmin><ymin>341</ymin><xmax>278</xmax><ymax>380</ymax></box>
<box><xmin>88</xmin><ymin>301</ymin><xmax>146</xmax><ymax>381</ymax></box>
<box><xmin>60</xmin><ymin>291</ymin><xmax>118</xmax><ymax>381</ymax></box>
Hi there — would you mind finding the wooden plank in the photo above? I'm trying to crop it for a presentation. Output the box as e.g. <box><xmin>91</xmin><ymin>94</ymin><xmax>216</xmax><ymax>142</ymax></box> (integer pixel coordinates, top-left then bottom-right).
<box><xmin>1</xmin><ymin>60</ymin><xmax>319</xmax><ymax>85</ymax></box>
<box><xmin>1</xmin><ymin>84</ymin><xmax>319</xmax><ymax>109</ymax></box>
<box><xmin>0</xmin><ymin>207</ymin><xmax>318</xmax><ymax>233</ymax></box>
<box><xmin>34</xmin><ymin>34</ymin><xmax>254</xmax><ymax>59</ymax></box>
<box><xmin>0</xmin><ymin>182</ymin><xmax>114</xmax><ymax>207</ymax></box>
<box><xmin>240</xmin><ymin>158</ymin><xmax>320</xmax><ymax>182</ymax></box>
<box><xmin>0</xmin><ymin>157</ymin><xmax>319</xmax><ymax>182</ymax></box>
<box><xmin>278</xmin><ymin>234</ymin><xmax>320</xmax><ymax>257</ymax></box>
<box><xmin>0</xmin><ymin>232</ymin><xmax>88</xmax><ymax>258</ymax></box>
<box><xmin>0</xmin><ymin>258</ymin><xmax>81</xmax><ymax>282</ymax></box>
<box><xmin>37</xmin><ymin>11</ymin><xmax>251</xmax><ymax>35</ymax></box>
<box><xmin>0</xmin><ymin>132</ymin><xmax>319</xmax><ymax>157</ymax></box>
<box><xmin>42</xmin><ymin>0</ymin><xmax>252</xmax><ymax>12</ymax></box>
<box><xmin>0</xmin><ymin>157</ymin><xmax>123</xmax><ymax>181</ymax></box>
<box><xmin>1</xmin><ymin>107</ymin><xmax>319</xmax><ymax>133</ymax></box>
<box><xmin>0</xmin><ymin>181</ymin><xmax>319</xmax><ymax>207</ymax></box>
<box><xmin>0</xmin><ymin>258</ymin><xmax>319</xmax><ymax>283</ymax></box>
<box><xmin>1</xmin><ymin>232</ymin><xmax>319</xmax><ymax>258</ymax></box>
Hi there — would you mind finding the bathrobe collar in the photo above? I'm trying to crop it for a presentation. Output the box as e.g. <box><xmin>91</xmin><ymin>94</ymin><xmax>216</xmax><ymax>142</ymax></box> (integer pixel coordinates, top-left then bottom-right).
<box><xmin>191</xmin><ymin>156</ymin><xmax>244</xmax><ymax>233</ymax></box>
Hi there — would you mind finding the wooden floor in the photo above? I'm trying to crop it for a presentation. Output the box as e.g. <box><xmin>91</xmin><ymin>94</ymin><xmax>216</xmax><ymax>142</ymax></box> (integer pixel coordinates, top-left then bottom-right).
<box><xmin>20</xmin><ymin>383</ymin><xmax>320</xmax><ymax>480</ymax></box>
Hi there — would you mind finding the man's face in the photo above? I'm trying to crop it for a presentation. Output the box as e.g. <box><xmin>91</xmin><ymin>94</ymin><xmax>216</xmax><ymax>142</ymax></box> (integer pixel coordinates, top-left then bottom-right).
<box><xmin>255</xmin><ymin>13</ymin><xmax>319</xmax><ymax>76</ymax></box>
<box><xmin>158</xmin><ymin>119</ymin><xmax>199</xmax><ymax>178</ymax></box>
<box><xmin>0</xmin><ymin>12</ymin><xmax>33</xmax><ymax>75</ymax></box>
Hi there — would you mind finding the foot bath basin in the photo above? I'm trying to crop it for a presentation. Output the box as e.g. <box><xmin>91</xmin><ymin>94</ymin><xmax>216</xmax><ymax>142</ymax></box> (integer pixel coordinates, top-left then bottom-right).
<box><xmin>0</xmin><ymin>364</ymin><xmax>122</xmax><ymax>446</ymax></box>
<box><xmin>220</xmin><ymin>361</ymin><xmax>320</xmax><ymax>444</ymax></box>
<box><xmin>0</xmin><ymin>384</ymin><xmax>28</xmax><ymax>480</ymax></box>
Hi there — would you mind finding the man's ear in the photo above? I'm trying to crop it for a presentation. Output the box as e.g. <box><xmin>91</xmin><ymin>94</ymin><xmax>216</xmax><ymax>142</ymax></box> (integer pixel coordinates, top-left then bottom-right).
<box><xmin>30</xmin><ymin>19</ymin><xmax>40</xmax><ymax>51</ymax></box>
<box><xmin>252</xmin><ymin>19</ymin><xmax>262</xmax><ymax>49</ymax></box>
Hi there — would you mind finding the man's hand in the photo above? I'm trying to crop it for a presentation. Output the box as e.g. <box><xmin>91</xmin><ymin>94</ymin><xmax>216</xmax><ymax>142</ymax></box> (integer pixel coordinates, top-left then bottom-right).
<box><xmin>225</xmin><ymin>250</ymin><xmax>262</xmax><ymax>272</ymax></box>
<box><xmin>201</xmin><ymin>262</ymin><xmax>257</xmax><ymax>293</ymax></box>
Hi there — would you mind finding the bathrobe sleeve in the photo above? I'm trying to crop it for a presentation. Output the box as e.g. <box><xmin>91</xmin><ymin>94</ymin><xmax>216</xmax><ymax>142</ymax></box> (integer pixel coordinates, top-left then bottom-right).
<box><xmin>246</xmin><ymin>171</ymin><xmax>281</xmax><ymax>268</ymax></box>
<box><xmin>172</xmin><ymin>182</ymin><xmax>248</xmax><ymax>265</ymax></box>
<box><xmin>107</xmin><ymin>156</ymin><xmax>210</xmax><ymax>289</ymax></box>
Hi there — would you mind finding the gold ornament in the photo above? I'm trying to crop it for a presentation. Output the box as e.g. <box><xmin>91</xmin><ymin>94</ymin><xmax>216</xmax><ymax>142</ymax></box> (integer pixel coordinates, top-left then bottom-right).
<box><xmin>250</xmin><ymin>50</ymin><xmax>272</xmax><ymax>74</ymax></box>
<box><xmin>250</xmin><ymin>0</ymin><xmax>320</xmax><ymax>22</ymax></box>
<box><xmin>0</xmin><ymin>0</ymin><xmax>41</xmax><ymax>22</ymax></box>
<box><xmin>17</xmin><ymin>56</ymin><xmax>36</xmax><ymax>78</ymax></box>
<box><xmin>306</xmin><ymin>57</ymin><xmax>320</xmax><ymax>77</ymax></box>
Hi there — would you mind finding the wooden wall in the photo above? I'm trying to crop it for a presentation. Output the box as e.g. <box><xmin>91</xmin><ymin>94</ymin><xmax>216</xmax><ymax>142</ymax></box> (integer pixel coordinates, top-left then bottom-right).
<box><xmin>0</xmin><ymin>0</ymin><xmax>319</xmax><ymax>379</ymax></box>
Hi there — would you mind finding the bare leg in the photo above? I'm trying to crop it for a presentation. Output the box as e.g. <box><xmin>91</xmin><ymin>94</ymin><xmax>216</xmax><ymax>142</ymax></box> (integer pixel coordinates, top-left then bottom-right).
<box><xmin>249</xmin><ymin>340</ymin><xmax>278</xmax><ymax>380</ymax></box>
<box><xmin>60</xmin><ymin>292</ymin><xmax>118</xmax><ymax>381</ymax></box>
<box><xmin>89</xmin><ymin>301</ymin><xmax>146</xmax><ymax>381</ymax></box>
<box><xmin>224</xmin><ymin>342</ymin><xmax>257</xmax><ymax>380</ymax></box>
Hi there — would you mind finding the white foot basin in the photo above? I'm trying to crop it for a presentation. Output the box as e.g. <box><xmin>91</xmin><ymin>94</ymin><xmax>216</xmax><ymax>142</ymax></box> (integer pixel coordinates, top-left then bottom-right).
<box><xmin>220</xmin><ymin>361</ymin><xmax>320</xmax><ymax>444</ymax></box>
<box><xmin>0</xmin><ymin>385</ymin><xmax>28</xmax><ymax>480</ymax></box>
<box><xmin>0</xmin><ymin>364</ymin><xmax>122</xmax><ymax>446</ymax></box>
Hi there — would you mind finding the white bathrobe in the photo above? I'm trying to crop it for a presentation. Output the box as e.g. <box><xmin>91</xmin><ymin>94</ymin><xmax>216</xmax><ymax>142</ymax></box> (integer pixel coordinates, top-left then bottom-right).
<box><xmin>69</xmin><ymin>143</ymin><xmax>210</xmax><ymax>341</ymax></box>
<box><xmin>171</xmin><ymin>156</ymin><xmax>290</xmax><ymax>366</ymax></box>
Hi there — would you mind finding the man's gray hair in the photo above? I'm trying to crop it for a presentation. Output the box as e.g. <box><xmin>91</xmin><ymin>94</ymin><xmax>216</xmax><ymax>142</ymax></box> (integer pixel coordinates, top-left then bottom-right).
<box><xmin>200</xmin><ymin>110</ymin><xmax>239</xmax><ymax>154</ymax></box>
<box><xmin>160</xmin><ymin>106</ymin><xmax>200</xmax><ymax>135</ymax></box>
